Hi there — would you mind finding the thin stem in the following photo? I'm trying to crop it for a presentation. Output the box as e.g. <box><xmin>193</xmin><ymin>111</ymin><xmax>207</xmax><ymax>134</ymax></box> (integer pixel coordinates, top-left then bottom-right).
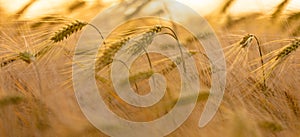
<box><xmin>254</xmin><ymin>35</ymin><xmax>266</xmax><ymax>89</ymax></box>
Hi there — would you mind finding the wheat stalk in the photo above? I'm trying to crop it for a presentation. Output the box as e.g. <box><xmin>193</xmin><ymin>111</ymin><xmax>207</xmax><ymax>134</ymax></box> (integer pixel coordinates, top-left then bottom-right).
<box><xmin>127</xmin><ymin>25</ymin><xmax>164</xmax><ymax>69</ymax></box>
<box><xmin>224</xmin><ymin>34</ymin><xmax>266</xmax><ymax>89</ymax></box>
<box><xmin>219</xmin><ymin>0</ymin><xmax>236</xmax><ymax>14</ymax></box>
<box><xmin>228</xmin><ymin>34</ymin><xmax>265</xmax><ymax>79</ymax></box>
<box><xmin>96</xmin><ymin>25</ymin><xmax>181</xmax><ymax>72</ymax></box>
<box><xmin>254</xmin><ymin>38</ymin><xmax>299</xmax><ymax>88</ymax></box>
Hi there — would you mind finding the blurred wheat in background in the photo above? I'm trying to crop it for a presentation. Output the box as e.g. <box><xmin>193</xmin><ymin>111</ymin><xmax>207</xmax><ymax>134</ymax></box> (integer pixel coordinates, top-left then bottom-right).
<box><xmin>0</xmin><ymin>0</ymin><xmax>300</xmax><ymax>137</ymax></box>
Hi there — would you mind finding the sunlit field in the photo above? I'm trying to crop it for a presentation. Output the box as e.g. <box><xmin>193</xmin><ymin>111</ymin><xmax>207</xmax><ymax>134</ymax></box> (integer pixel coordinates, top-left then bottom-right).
<box><xmin>0</xmin><ymin>0</ymin><xmax>300</xmax><ymax>137</ymax></box>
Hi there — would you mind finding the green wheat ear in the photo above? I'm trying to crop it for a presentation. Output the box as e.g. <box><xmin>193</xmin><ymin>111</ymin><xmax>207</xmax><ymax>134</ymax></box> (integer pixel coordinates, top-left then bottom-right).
<box><xmin>50</xmin><ymin>20</ymin><xmax>87</xmax><ymax>43</ymax></box>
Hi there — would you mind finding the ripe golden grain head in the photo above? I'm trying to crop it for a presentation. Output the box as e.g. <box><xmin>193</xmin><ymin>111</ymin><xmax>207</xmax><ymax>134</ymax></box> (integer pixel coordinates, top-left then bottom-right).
<box><xmin>50</xmin><ymin>20</ymin><xmax>87</xmax><ymax>43</ymax></box>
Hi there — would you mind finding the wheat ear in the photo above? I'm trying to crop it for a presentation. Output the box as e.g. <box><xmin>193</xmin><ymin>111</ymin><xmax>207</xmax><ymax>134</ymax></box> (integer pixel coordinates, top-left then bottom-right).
<box><xmin>257</xmin><ymin>39</ymin><xmax>299</xmax><ymax>86</ymax></box>
<box><xmin>128</xmin><ymin>25</ymin><xmax>164</xmax><ymax>69</ymax></box>
<box><xmin>50</xmin><ymin>20</ymin><xmax>87</xmax><ymax>43</ymax></box>
<box><xmin>275</xmin><ymin>39</ymin><xmax>299</xmax><ymax>60</ymax></box>
<box><xmin>96</xmin><ymin>25</ymin><xmax>171</xmax><ymax>72</ymax></box>
<box><xmin>96</xmin><ymin>37</ymin><xmax>131</xmax><ymax>72</ymax></box>
<box><xmin>0</xmin><ymin>58</ymin><xmax>17</xmax><ymax>68</ymax></box>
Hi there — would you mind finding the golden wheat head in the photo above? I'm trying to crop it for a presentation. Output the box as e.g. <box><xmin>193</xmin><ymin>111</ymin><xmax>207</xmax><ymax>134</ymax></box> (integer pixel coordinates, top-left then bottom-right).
<box><xmin>276</xmin><ymin>38</ymin><xmax>299</xmax><ymax>60</ymax></box>
<box><xmin>50</xmin><ymin>20</ymin><xmax>87</xmax><ymax>43</ymax></box>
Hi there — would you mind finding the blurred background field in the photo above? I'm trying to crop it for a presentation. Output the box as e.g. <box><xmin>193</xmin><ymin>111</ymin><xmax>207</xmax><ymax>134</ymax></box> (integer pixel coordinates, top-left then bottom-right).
<box><xmin>0</xmin><ymin>0</ymin><xmax>300</xmax><ymax>137</ymax></box>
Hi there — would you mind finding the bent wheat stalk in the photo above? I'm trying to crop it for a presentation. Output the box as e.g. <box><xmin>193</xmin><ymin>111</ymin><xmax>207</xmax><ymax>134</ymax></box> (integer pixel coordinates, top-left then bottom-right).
<box><xmin>227</xmin><ymin>34</ymin><xmax>264</xmax><ymax>76</ymax></box>
<box><xmin>254</xmin><ymin>38</ymin><xmax>299</xmax><ymax>86</ymax></box>
<box><xmin>95</xmin><ymin>25</ymin><xmax>185</xmax><ymax>72</ymax></box>
<box><xmin>224</xmin><ymin>34</ymin><xmax>266</xmax><ymax>88</ymax></box>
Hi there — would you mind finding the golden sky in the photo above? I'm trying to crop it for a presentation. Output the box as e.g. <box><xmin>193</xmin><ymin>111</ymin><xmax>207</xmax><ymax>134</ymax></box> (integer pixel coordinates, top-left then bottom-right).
<box><xmin>1</xmin><ymin>0</ymin><xmax>300</xmax><ymax>17</ymax></box>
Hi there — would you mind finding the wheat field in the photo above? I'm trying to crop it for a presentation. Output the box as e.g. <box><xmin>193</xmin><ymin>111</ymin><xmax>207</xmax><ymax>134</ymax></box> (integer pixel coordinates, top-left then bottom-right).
<box><xmin>0</xmin><ymin>0</ymin><xmax>299</xmax><ymax>137</ymax></box>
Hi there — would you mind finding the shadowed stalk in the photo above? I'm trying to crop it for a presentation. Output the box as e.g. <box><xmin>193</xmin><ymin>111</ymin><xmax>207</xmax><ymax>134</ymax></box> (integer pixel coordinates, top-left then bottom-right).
<box><xmin>292</xmin><ymin>24</ymin><xmax>300</xmax><ymax>36</ymax></box>
<box><xmin>271</xmin><ymin>0</ymin><xmax>291</xmax><ymax>20</ymax></box>
<box><xmin>287</xmin><ymin>12</ymin><xmax>300</xmax><ymax>23</ymax></box>
<box><xmin>219</xmin><ymin>0</ymin><xmax>236</xmax><ymax>14</ymax></box>
<box><xmin>14</xmin><ymin>0</ymin><xmax>37</xmax><ymax>19</ymax></box>
<box><xmin>68</xmin><ymin>1</ymin><xmax>86</xmax><ymax>12</ymax></box>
